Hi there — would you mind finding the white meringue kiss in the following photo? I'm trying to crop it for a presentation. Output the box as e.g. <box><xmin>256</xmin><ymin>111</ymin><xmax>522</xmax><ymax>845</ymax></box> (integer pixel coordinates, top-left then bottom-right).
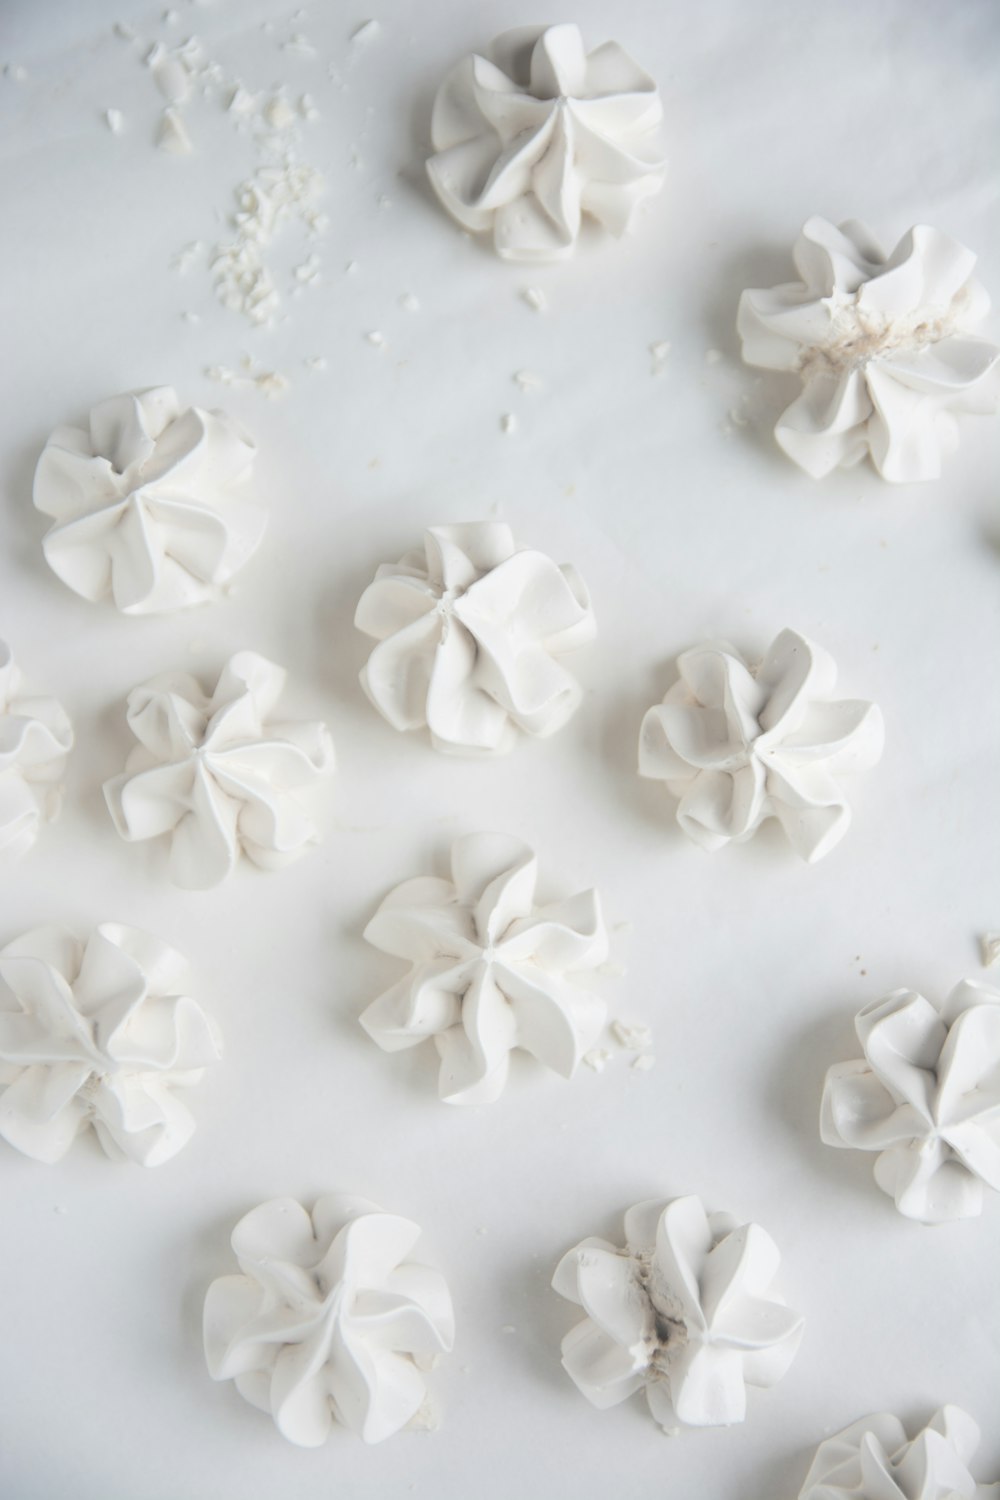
<box><xmin>427</xmin><ymin>23</ymin><xmax>664</xmax><ymax>261</ymax></box>
<box><xmin>737</xmin><ymin>218</ymin><xmax>1000</xmax><ymax>481</ymax></box>
<box><xmin>798</xmin><ymin>1405</ymin><xmax>1000</xmax><ymax>1500</ymax></box>
<box><xmin>204</xmin><ymin>1194</ymin><xmax>454</xmax><ymax>1446</ymax></box>
<box><xmin>821</xmin><ymin>980</ymin><xmax>1000</xmax><ymax>1224</ymax></box>
<box><xmin>639</xmin><ymin>628</ymin><xmax>883</xmax><ymax>862</ymax></box>
<box><xmin>0</xmin><ymin>640</ymin><xmax>73</xmax><ymax>860</ymax></box>
<box><xmin>0</xmin><ymin>923</ymin><xmax>220</xmax><ymax>1166</ymax></box>
<box><xmin>361</xmin><ymin>832</ymin><xmax>608</xmax><ymax>1104</ymax></box>
<box><xmin>103</xmin><ymin>651</ymin><xmax>334</xmax><ymax>889</ymax></box>
<box><xmin>33</xmin><ymin>386</ymin><xmax>265</xmax><ymax>612</ymax></box>
<box><xmin>355</xmin><ymin>522</ymin><xmax>595</xmax><ymax>756</ymax></box>
<box><xmin>553</xmin><ymin>1194</ymin><xmax>803</xmax><ymax>1430</ymax></box>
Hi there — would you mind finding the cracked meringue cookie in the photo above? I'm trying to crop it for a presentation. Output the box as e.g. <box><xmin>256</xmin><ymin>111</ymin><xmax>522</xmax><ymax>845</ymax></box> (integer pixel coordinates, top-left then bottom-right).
<box><xmin>427</xmin><ymin>23</ymin><xmax>664</xmax><ymax>261</ymax></box>
<box><xmin>204</xmin><ymin>1194</ymin><xmax>454</xmax><ymax>1446</ymax></box>
<box><xmin>355</xmin><ymin>523</ymin><xmax>595</xmax><ymax>756</ymax></box>
<box><xmin>361</xmin><ymin>832</ymin><xmax>609</xmax><ymax>1104</ymax></box>
<box><xmin>33</xmin><ymin>386</ymin><xmax>265</xmax><ymax>612</ymax></box>
<box><xmin>553</xmin><ymin>1194</ymin><xmax>803</xmax><ymax>1430</ymax></box>
<box><xmin>737</xmin><ymin>218</ymin><xmax>1000</xmax><ymax>482</ymax></box>
<box><xmin>0</xmin><ymin>923</ymin><xmax>220</xmax><ymax>1165</ymax></box>
<box><xmin>639</xmin><ymin>628</ymin><xmax>883</xmax><ymax>862</ymax></box>
<box><xmin>821</xmin><ymin>979</ymin><xmax>1000</xmax><ymax>1223</ymax></box>
<box><xmin>103</xmin><ymin>651</ymin><xmax>334</xmax><ymax>889</ymax></box>
<box><xmin>0</xmin><ymin>640</ymin><xmax>73</xmax><ymax>859</ymax></box>
<box><xmin>797</xmin><ymin>1405</ymin><xmax>1000</xmax><ymax>1499</ymax></box>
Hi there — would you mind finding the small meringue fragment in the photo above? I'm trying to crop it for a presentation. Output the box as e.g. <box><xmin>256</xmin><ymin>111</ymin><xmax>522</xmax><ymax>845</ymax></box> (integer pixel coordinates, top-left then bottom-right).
<box><xmin>427</xmin><ymin>23</ymin><xmax>664</xmax><ymax>261</ymax></box>
<box><xmin>355</xmin><ymin>522</ymin><xmax>595</xmax><ymax>756</ymax></box>
<box><xmin>797</xmin><ymin>1404</ymin><xmax>1000</xmax><ymax>1499</ymax></box>
<box><xmin>0</xmin><ymin>923</ymin><xmax>220</xmax><ymax>1166</ymax></box>
<box><xmin>0</xmin><ymin>640</ymin><xmax>74</xmax><ymax>860</ymax></box>
<box><xmin>737</xmin><ymin>217</ymin><xmax>1000</xmax><ymax>482</ymax></box>
<box><xmin>33</xmin><ymin>387</ymin><xmax>265</xmax><ymax>614</ymax></box>
<box><xmin>638</xmin><ymin>628</ymin><xmax>883</xmax><ymax>862</ymax></box>
<box><xmin>360</xmin><ymin>832</ymin><xmax>609</xmax><ymax>1104</ymax></box>
<box><xmin>103</xmin><ymin>651</ymin><xmax>334</xmax><ymax>890</ymax></box>
<box><xmin>204</xmin><ymin>1194</ymin><xmax>454</xmax><ymax>1446</ymax></box>
<box><xmin>553</xmin><ymin>1194</ymin><xmax>803</xmax><ymax>1430</ymax></box>
<box><xmin>821</xmin><ymin>979</ymin><xmax>1000</xmax><ymax>1223</ymax></box>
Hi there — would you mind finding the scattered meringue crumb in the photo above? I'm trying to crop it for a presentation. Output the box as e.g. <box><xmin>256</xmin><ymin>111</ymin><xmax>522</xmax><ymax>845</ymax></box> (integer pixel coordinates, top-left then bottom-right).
<box><xmin>366</xmin><ymin>331</ymin><xmax>386</xmax><ymax>350</ymax></box>
<box><xmin>153</xmin><ymin>55</ymin><xmax>191</xmax><ymax>103</ymax></box>
<box><xmin>226</xmin><ymin>82</ymin><xmax>255</xmax><ymax>114</ymax></box>
<box><xmin>399</xmin><ymin>292</ymin><xmax>421</xmax><ymax>312</ymax></box>
<box><xmin>263</xmin><ymin>94</ymin><xmax>296</xmax><ymax>130</ymax></box>
<box><xmin>172</xmin><ymin>241</ymin><xmax>204</xmax><ymax>272</ymax></box>
<box><xmin>500</xmin><ymin>412</ymin><xmax>518</xmax><ymax>436</ymax></box>
<box><xmin>144</xmin><ymin>41</ymin><xmax>165</xmax><ymax>67</ymax></box>
<box><xmin>294</xmin><ymin>253</ymin><xmax>321</xmax><ymax>283</ymax></box>
<box><xmin>649</xmin><ymin>340</ymin><xmax>671</xmax><ymax>374</ymax></box>
<box><xmin>298</xmin><ymin>92</ymin><xmax>320</xmax><ymax>121</ymax></box>
<box><xmin>474</xmin><ymin>1226</ymin><xmax>488</xmax><ymax>1238</ymax></box>
<box><xmin>205</xmin><ymin>361</ymin><xmax>289</xmax><ymax>398</ymax></box>
<box><xmin>283</xmin><ymin>33</ymin><xmax>316</xmax><ymax>55</ymax></box>
<box><xmin>705</xmin><ymin>348</ymin><xmax>723</xmax><ymax>364</ymax></box>
<box><xmin>162</xmin><ymin>8</ymin><xmax>179</xmax><ymax>24</ymax></box>
<box><xmin>632</xmin><ymin>1054</ymin><xmax>656</xmax><ymax>1072</ymax></box>
<box><xmin>157</xmin><ymin>107</ymin><xmax>192</xmax><ymax>154</ymax></box>
<box><xmin>104</xmin><ymin>108</ymin><xmax>125</xmax><ymax>134</ymax></box>
<box><xmin>182</xmin><ymin>311</ymin><xmax>200</xmax><ymax>324</ymax></box>
<box><xmin>513</xmin><ymin>370</ymin><xmax>544</xmax><ymax>393</ymax></box>
<box><xmin>611</xmin><ymin>1019</ymin><xmax>654</xmax><ymax>1052</ymax></box>
<box><xmin>377</xmin><ymin>194</ymin><xmax>393</xmax><ymax>211</ymax></box>
<box><xmin>345</xmin><ymin>260</ymin><xmax>359</xmax><ymax>274</ymax></box>
<box><xmin>583</xmin><ymin>1047</ymin><xmax>612</xmax><ymax>1073</ymax></box>
<box><xmin>980</xmin><ymin>933</ymin><xmax>1000</xmax><ymax>968</ymax></box>
<box><xmin>728</xmin><ymin>405</ymin><xmax>750</xmax><ymax>428</ymax></box>
<box><xmin>408</xmin><ymin>1399</ymin><xmax>440</xmax><ymax>1433</ymax></box>
<box><xmin>304</xmin><ymin>355</ymin><xmax>327</xmax><ymax>372</ymax></box>
<box><xmin>113</xmin><ymin>21</ymin><xmax>136</xmax><ymax>41</ymax></box>
<box><xmin>520</xmin><ymin>286</ymin><xmax>548</xmax><ymax>313</ymax></box>
<box><xmin>350</xmin><ymin>19</ymin><xmax>381</xmax><ymax>47</ymax></box>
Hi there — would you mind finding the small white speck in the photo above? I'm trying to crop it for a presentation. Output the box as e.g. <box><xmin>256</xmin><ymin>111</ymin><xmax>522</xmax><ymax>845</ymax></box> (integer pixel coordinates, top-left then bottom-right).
<box><xmin>157</xmin><ymin>106</ymin><xmax>192</xmax><ymax>153</ymax></box>
<box><xmin>500</xmin><ymin>412</ymin><xmax>518</xmax><ymax>436</ymax></box>
<box><xmin>345</xmin><ymin>260</ymin><xmax>359</xmax><ymax>274</ymax></box>
<box><xmin>304</xmin><ymin>355</ymin><xmax>327</xmax><ymax>371</ymax></box>
<box><xmin>294</xmin><ymin>253</ymin><xmax>321</xmax><ymax>283</ymax></box>
<box><xmin>225</xmin><ymin>82</ymin><xmax>255</xmax><ymax>114</ymax></box>
<box><xmin>53</xmin><ymin>1205</ymin><xmax>69</xmax><ymax>1216</ymax></box>
<box><xmin>113</xmin><ymin>21</ymin><xmax>136</xmax><ymax>41</ymax></box>
<box><xmin>162</xmin><ymin>7</ymin><xmax>179</xmax><ymax>24</ymax></box>
<box><xmin>366</xmin><ymin>330</ymin><xmax>386</xmax><ymax>349</ymax></box>
<box><xmin>153</xmin><ymin>55</ymin><xmax>191</xmax><ymax>104</ymax></box>
<box><xmin>980</xmin><ymin>933</ymin><xmax>1000</xmax><ymax>968</ymax></box>
<box><xmin>377</xmin><ymin>194</ymin><xmax>392</xmax><ymax>210</ymax></box>
<box><xmin>350</xmin><ymin>19</ymin><xmax>381</xmax><ymax>46</ymax></box>
<box><xmin>728</xmin><ymin>406</ymin><xmax>749</xmax><ymax>428</ymax></box>
<box><xmin>399</xmin><ymin>292</ymin><xmax>421</xmax><ymax>313</ymax></box>
<box><xmin>182</xmin><ymin>310</ymin><xmax>200</xmax><ymax>324</ymax></box>
<box><xmin>298</xmin><ymin>92</ymin><xmax>320</xmax><ymax>121</ymax></box>
<box><xmin>144</xmin><ymin>41</ymin><xmax>165</xmax><ymax>67</ymax></box>
<box><xmin>513</xmin><ymin>369</ymin><xmax>543</xmax><ymax>393</ymax></box>
<box><xmin>649</xmin><ymin>340</ymin><xmax>671</xmax><ymax>374</ymax></box>
<box><xmin>474</xmin><ymin>1226</ymin><xmax>488</xmax><ymax>1238</ymax></box>
<box><xmin>632</xmin><ymin>1054</ymin><xmax>656</xmax><ymax>1072</ymax></box>
<box><xmin>611</xmin><ymin>1019</ymin><xmax>654</xmax><ymax>1052</ymax></box>
<box><xmin>583</xmin><ymin>1047</ymin><xmax>612</xmax><ymax>1073</ymax></box>
<box><xmin>4</xmin><ymin>63</ymin><xmax>28</xmax><ymax>82</ymax></box>
<box><xmin>104</xmin><ymin>108</ymin><xmax>125</xmax><ymax>134</ymax></box>
<box><xmin>705</xmin><ymin>348</ymin><xmax>723</xmax><ymax>364</ymax></box>
<box><xmin>263</xmin><ymin>94</ymin><xmax>296</xmax><ymax>130</ymax></box>
<box><xmin>283</xmin><ymin>33</ymin><xmax>316</xmax><ymax>55</ymax></box>
<box><xmin>171</xmin><ymin>240</ymin><xmax>204</xmax><ymax>272</ymax></box>
<box><xmin>520</xmin><ymin>285</ymin><xmax>548</xmax><ymax>313</ymax></box>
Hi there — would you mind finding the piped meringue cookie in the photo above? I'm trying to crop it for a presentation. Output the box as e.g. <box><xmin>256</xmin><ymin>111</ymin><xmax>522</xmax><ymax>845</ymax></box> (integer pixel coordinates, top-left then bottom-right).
<box><xmin>553</xmin><ymin>1194</ymin><xmax>803</xmax><ymax>1430</ymax></box>
<box><xmin>0</xmin><ymin>923</ymin><xmax>220</xmax><ymax>1165</ymax></box>
<box><xmin>355</xmin><ymin>523</ymin><xmax>595</xmax><ymax>755</ymax></box>
<box><xmin>0</xmin><ymin>640</ymin><xmax>74</xmax><ymax>859</ymax></box>
<box><xmin>204</xmin><ymin>1194</ymin><xmax>455</xmax><ymax>1446</ymax></box>
<box><xmin>737</xmin><ymin>218</ymin><xmax>1000</xmax><ymax>482</ymax></box>
<box><xmin>427</xmin><ymin>23</ymin><xmax>664</xmax><ymax>261</ymax></box>
<box><xmin>638</xmin><ymin>628</ymin><xmax>883</xmax><ymax>862</ymax></box>
<box><xmin>821</xmin><ymin>979</ymin><xmax>1000</xmax><ymax>1224</ymax></box>
<box><xmin>360</xmin><ymin>832</ymin><xmax>609</xmax><ymax>1104</ymax></box>
<box><xmin>797</xmin><ymin>1405</ymin><xmax>1000</xmax><ymax>1500</ymax></box>
<box><xmin>33</xmin><ymin>386</ymin><xmax>265</xmax><ymax>612</ymax></box>
<box><xmin>103</xmin><ymin>651</ymin><xmax>334</xmax><ymax>889</ymax></box>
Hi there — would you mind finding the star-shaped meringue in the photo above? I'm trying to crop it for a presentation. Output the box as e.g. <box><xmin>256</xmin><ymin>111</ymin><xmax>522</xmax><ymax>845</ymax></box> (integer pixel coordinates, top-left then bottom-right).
<box><xmin>797</xmin><ymin>1404</ymin><xmax>1000</xmax><ymax>1499</ymax></box>
<box><xmin>427</xmin><ymin>23</ymin><xmax>664</xmax><ymax>261</ymax></box>
<box><xmin>360</xmin><ymin>832</ymin><xmax>609</xmax><ymax>1104</ymax></box>
<box><xmin>0</xmin><ymin>640</ymin><xmax>73</xmax><ymax>859</ymax></box>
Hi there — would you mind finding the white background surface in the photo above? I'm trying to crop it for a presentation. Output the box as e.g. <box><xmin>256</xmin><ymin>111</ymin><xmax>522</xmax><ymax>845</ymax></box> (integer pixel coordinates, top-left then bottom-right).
<box><xmin>1</xmin><ymin>1</ymin><xmax>999</xmax><ymax>1496</ymax></box>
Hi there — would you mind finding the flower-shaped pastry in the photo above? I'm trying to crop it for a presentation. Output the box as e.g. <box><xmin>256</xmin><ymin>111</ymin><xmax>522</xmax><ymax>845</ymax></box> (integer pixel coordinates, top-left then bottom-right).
<box><xmin>360</xmin><ymin>832</ymin><xmax>608</xmax><ymax>1104</ymax></box>
<box><xmin>553</xmin><ymin>1195</ymin><xmax>803</xmax><ymax>1430</ymax></box>
<box><xmin>355</xmin><ymin>523</ymin><xmax>595</xmax><ymax>756</ymax></box>
<box><xmin>33</xmin><ymin>386</ymin><xmax>265</xmax><ymax>612</ymax></box>
<box><xmin>427</xmin><ymin>23</ymin><xmax>664</xmax><ymax>261</ymax></box>
<box><xmin>0</xmin><ymin>923</ymin><xmax>220</xmax><ymax>1165</ymax></box>
<box><xmin>737</xmin><ymin>218</ymin><xmax>1000</xmax><ymax>482</ymax></box>
<box><xmin>204</xmin><ymin>1194</ymin><xmax>454</xmax><ymax>1446</ymax></box>
<box><xmin>103</xmin><ymin>651</ymin><xmax>334</xmax><ymax>890</ymax></box>
<box><xmin>639</xmin><ymin>629</ymin><xmax>883</xmax><ymax>862</ymax></box>
<box><xmin>821</xmin><ymin>980</ymin><xmax>1000</xmax><ymax>1223</ymax></box>
<box><xmin>798</xmin><ymin>1405</ymin><xmax>1000</xmax><ymax>1499</ymax></box>
<box><xmin>0</xmin><ymin>640</ymin><xmax>73</xmax><ymax>859</ymax></box>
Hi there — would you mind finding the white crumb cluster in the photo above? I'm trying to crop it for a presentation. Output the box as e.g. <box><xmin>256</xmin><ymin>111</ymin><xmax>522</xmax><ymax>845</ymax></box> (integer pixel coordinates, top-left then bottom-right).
<box><xmin>520</xmin><ymin>286</ymin><xmax>548</xmax><ymax>313</ymax></box>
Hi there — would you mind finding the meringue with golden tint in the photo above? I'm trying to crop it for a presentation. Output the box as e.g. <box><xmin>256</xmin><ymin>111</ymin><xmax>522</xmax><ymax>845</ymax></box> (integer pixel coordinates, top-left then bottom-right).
<box><xmin>737</xmin><ymin>218</ymin><xmax>1000</xmax><ymax>481</ymax></box>
<box><xmin>360</xmin><ymin>832</ymin><xmax>608</xmax><ymax>1103</ymax></box>
<box><xmin>639</xmin><ymin>628</ymin><xmax>883</xmax><ymax>862</ymax></box>
<box><xmin>355</xmin><ymin>522</ymin><xmax>595</xmax><ymax>755</ymax></box>
<box><xmin>204</xmin><ymin>1194</ymin><xmax>454</xmax><ymax>1446</ymax></box>
<box><xmin>427</xmin><ymin>23</ymin><xmax>664</xmax><ymax>261</ymax></box>
<box><xmin>33</xmin><ymin>386</ymin><xmax>265</xmax><ymax>612</ymax></box>
<box><xmin>0</xmin><ymin>923</ymin><xmax>220</xmax><ymax>1165</ymax></box>
<box><xmin>553</xmin><ymin>1194</ymin><xmax>803</xmax><ymax>1429</ymax></box>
